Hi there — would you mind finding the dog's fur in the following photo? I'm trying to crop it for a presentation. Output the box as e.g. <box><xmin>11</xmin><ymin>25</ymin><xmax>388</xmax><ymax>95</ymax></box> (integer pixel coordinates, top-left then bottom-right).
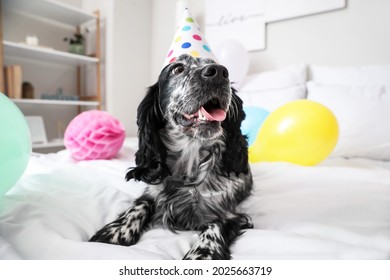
<box><xmin>89</xmin><ymin>54</ymin><xmax>253</xmax><ymax>260</ymax></box>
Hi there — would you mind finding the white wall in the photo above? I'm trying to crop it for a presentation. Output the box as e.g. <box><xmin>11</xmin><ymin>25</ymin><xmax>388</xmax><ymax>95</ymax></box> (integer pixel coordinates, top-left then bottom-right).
<box><xmin>7</xmin><ymin>0</ymin><xmax>389</xmax><ymax>138</ymax></box>
<box><xmin>105</xmin><ymin>0</ymin><xmax>152</xmax><ymax>137</ymax></box>
<box><xmin>249</xmin><ymin>0</ymin><xmax>390</xmax><ymax>73</ymax></box>
<box><xmin>96</xmin><ymin>0</ymin><xmax>390</xmax><ymax>136</ymax></box>
<box><xmin>150</xmin><ymin>0</ymin><xmax>390</xmax><ymax>78</ymax></box>
<box><xmin>149</xmin><ymin>0</ymin><xmax>176</xmax><ymax>83</ymax></box>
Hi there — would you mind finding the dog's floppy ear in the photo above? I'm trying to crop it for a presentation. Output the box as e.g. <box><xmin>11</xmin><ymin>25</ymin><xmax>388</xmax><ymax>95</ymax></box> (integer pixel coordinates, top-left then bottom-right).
<box><xmin>126</xmin><ymin>83</ymin><xmax>170</xmax><ymax>184</ymax></box>
<box><xmin>221</xmin><ymin>88</ymin><xmax>250</xmax><ymax>175</ymax></box>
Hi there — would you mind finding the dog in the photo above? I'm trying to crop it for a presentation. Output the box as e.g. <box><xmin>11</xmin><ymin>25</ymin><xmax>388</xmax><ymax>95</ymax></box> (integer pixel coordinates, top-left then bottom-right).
<box><xmin>89</xmin><ymin>54</ymin><xmax>253</xmax><ymax>260</ymax></box>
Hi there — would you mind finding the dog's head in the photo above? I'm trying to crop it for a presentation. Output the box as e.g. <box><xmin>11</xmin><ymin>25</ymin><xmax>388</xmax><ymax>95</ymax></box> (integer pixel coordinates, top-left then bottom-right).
<box><xmin>126</xmin><ymin>54</ymin><xmax>248</xmax><ymax>184</ymax></box>
<box><xmin>158</xmin><ymin>54</ymin><xmax>232</xmax><ymax>140</ymax></box>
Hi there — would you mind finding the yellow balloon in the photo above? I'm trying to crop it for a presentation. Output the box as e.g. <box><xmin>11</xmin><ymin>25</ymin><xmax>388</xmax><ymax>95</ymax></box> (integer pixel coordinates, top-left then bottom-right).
<box><xmin>249</xmin><ymin>100</ymin><xmax>339</xmax><ymax>166</ymax></box>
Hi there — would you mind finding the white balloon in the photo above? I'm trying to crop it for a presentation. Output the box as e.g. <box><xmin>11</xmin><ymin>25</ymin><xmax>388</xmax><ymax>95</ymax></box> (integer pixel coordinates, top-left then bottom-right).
<box><xmin>214</xmin><ymin>39</ymin><xmax>249</xmax><ymax>86</ymax></box>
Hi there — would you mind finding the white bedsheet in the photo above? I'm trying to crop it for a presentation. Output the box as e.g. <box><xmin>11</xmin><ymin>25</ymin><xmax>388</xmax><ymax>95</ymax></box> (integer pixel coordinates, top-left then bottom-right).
<box><xmin>1</xmin><ymin>138</ymin><xmax>389</xmax><ymax>260</ymax></box>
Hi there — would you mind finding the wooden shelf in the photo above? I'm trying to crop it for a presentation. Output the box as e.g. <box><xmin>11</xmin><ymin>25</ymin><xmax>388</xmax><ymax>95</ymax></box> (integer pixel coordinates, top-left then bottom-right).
<box><xmin>13</xmin><ymin>98</ymin><xmax>99</xmax><ymax>106</ymax></box>
<box><xmin>2</xmin><ymin>0</ymin><xmax>96</xmax><ymax>26</ymax></box>
<box><xmin>3</xmin><ymin>40</ymin><xmax>98</xmax><ymax>66</ymax></box>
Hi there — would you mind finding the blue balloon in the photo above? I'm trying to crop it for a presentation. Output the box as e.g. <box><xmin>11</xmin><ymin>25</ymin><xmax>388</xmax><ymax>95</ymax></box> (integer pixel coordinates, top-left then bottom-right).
<box><xmin>241</xmin><ymin>107</ymin><xmax>269</xmax><ymax>146</ymax></box>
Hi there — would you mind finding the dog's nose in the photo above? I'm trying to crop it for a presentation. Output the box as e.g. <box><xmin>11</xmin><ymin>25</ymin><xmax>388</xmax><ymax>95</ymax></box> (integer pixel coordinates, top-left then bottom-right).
<box><xmin>201</xmin><ymin>64</ymin><xmax>229</xmax><ymax>80</ymax></box>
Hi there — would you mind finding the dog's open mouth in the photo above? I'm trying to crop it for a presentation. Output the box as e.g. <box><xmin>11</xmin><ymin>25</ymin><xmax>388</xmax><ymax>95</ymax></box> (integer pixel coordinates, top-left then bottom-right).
<box><xmin>177</xmin><ymin>98</ymin><xmax>227</xmax><ymax>126</ymax></box>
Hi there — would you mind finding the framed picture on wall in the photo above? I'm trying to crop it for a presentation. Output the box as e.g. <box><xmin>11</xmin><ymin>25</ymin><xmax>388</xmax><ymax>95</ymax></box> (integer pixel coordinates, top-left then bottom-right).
<box><xmin>205</xmin><ymin>0</ymin><xmax>266</xmax><ymax>52</ymax></box>
<box><xmin>204</xmin><ymin>0</ymin><xmax>346</xmax><ymax>52</ymax></box>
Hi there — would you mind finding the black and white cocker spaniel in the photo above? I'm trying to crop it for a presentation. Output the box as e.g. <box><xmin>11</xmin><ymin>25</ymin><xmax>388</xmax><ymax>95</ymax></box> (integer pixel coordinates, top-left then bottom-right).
<box><xmin>90</xmin><ymin>54</ymin><xmax>253</xmax><ymax>260</ymax></box>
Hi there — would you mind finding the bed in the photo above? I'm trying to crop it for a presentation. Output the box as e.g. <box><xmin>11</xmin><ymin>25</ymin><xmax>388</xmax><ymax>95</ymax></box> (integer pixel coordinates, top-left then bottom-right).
<box><xmin>1</xmin><ymin>64</ymin><xmax>390</xmax><ymax>260</ymax></box>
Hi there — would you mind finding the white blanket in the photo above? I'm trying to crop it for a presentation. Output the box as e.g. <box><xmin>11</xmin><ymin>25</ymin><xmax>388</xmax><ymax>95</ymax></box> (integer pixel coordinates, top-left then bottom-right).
<box><xmin>1</xmin><ymin>138</ymin><xmax>389</xmax><ymax>259</ymax></box>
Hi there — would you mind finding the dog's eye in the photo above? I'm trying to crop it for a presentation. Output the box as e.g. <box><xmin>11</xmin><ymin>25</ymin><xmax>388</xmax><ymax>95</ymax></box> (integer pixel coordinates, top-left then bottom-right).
<box><xmin>172</xmin><ymin>64</ymin><xmax>184</xmax><ymax>75</ymax></box>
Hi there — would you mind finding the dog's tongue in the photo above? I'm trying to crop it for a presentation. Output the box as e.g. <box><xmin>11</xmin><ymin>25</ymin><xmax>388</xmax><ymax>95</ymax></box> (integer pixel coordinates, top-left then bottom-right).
<box><xmin>200</xmin><ymin>107</ymin><xmax>226</xmax><ymax>122</ymax></box>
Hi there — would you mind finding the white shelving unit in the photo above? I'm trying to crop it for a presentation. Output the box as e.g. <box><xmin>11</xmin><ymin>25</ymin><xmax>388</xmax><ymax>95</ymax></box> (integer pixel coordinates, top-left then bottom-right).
<box><xmin>3</xmin><ymin>40</ymin><xmax>99</xmax><ymax>65</ymax></box>
<box><xmin>33</xmin><ymin>139</ymin><xmax>64</xmax><ymax>149</ymax></box>
<box><xmin>0</xmin><ymin>0</ymin><xmax>102</xmax><ymax>150</ymax></box>
<box><xmin>2</xmin><ymin>0</ymin><xmax>96</xmax><ymax>26</ymax></box>
<box><xmin>12</xmin><ymin>98</ymin><xmax>99</xmax><ymax>106</ymax></box>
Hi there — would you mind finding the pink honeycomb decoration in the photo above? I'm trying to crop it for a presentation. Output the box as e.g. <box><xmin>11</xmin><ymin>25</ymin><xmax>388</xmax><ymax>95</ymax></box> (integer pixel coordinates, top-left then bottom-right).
<box><xmin>64</xmin><ymin>110</ymin><xmax>126</xmax><ymax>161</ymax></box>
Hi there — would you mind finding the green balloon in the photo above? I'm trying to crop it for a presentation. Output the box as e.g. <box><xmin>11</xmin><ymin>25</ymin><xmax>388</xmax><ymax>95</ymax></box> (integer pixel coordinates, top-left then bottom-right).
<box><xmin>0</xmin><ymin>93</ymin><xmax>31</xmax><ymax>196</ymax></box>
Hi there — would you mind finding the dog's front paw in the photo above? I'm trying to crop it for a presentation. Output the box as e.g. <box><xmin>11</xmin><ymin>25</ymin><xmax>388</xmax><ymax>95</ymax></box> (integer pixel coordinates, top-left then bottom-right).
<box><xmin>183</xmin><ymin>245</ymin><xmax>231</xmax><ymax>260</ymax></box>
<box><xmin>89</xmin><ymin>205</ymin><xmax>149</xmax><ymax>246</ymax></box>
<box><xmin>89</xmin><ymin>220</ymin><xmax>139</xmax><ymax>246</ymax></box>
<box><xmin>183</xmin><ymin>226</ymin><xmax>231</xmax><ymax>260</ymax></box>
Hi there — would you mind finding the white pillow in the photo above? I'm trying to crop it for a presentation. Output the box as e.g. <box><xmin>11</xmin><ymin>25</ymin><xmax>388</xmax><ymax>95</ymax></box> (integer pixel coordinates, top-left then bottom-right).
<box><xmin>238</xmin><ymin>64</ymin><xmax>307</xmax><ymax>111</ymax></box>
<box><xmin>307</xmin><ymin>81</ymin><xmax>390</xmax><ymax>160</ymax></box>
<box><xmin>239</xmin><ymin>85</ymin><xmax>306</xmax><ymax>112</ymax></box>
<box><xmin>310</xmin><ymin>64</ymin><xmax>390</xmax><ymax>87</ymax></box>
<box><xmin>240</xmin><ymin>63</ymin><xmax>307</xmax><ymax>92</ymax></box>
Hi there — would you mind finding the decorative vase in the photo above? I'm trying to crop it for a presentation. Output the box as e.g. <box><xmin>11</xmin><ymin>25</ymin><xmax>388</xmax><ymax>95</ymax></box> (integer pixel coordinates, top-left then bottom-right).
<box><xmin>68</xmin><ymin>43</ymin><xmax>84</xmax><ymax>55</ymax></box>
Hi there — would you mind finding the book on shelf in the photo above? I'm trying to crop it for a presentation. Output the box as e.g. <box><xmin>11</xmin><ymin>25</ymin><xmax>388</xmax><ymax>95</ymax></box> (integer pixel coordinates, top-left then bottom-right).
<box><xmin>3</xmin><ymin>65</ymin><xmax>22</xmax><ymax>99</ymax></box>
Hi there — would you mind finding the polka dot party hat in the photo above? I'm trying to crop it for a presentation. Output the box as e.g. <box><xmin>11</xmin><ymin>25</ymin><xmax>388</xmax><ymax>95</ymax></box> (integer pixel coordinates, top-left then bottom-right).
<box><xmin>163</xmin><ymin>8</ymin><xmax>216</xmax><ymax>67</ymax></box>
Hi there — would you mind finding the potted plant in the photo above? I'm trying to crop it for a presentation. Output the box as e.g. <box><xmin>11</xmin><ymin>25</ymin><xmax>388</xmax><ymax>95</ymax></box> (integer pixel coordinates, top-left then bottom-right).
<box><xmin>63</xmin><ymin>32</ymin><xmax>85</xmax><ymax>55</ymax></box>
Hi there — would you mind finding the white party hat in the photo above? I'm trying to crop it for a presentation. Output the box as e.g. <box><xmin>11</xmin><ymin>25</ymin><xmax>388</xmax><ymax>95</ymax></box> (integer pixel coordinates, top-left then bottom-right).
<box><xmin>163</xmin><ymin>8</ymin><xmax>217</xmax><ymax>67</ymax></box>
